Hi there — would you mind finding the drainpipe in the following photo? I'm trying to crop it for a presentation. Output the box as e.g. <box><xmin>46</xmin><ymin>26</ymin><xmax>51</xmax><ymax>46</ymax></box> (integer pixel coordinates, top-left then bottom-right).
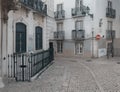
<box><xmin>111</xmin><ymin>31</ymin><xmax>114</xmax><ymax>57</ymax></box>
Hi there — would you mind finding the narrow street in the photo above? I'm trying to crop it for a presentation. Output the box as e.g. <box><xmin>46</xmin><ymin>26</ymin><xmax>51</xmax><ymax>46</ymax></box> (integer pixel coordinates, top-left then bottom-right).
<box><xmin>0</xmin><ymin>57</ymin><xmax>120</xmax><ymax>92</ymax></box>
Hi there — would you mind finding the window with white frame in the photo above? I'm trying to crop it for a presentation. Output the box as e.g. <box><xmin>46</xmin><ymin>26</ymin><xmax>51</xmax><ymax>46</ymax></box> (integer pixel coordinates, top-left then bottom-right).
<box><xmin>107</xmin><ymin>21</ymin><xmax>113</xmax><ymax>30</ymax></box>
<box><xmin>75</xmin><ymin>21</ymin><xmax>83</xmax><ymax>30</ymax></box>
<box><xmin>57</xmin><ymin>23</ymin><xmax>63</xmax><ymax>31</ymax></box>
<box><xmin>76</xmin><ymin>0</ymin><xmax>83</xmax><ymax>7</ymax></box>
<box><xmin>57</xmin><ymin>4</ymin><xmax>63</xmax><ymax>11</ymax></box>
<box><xmin>75</xmin><ymin>42</ymin><xmax>84</xmax><ymax>54</ymax></box>
<box><xmin>108</xmin><ymin>0</ymin><xmax>112</xmax><ymax>8</ymax></box>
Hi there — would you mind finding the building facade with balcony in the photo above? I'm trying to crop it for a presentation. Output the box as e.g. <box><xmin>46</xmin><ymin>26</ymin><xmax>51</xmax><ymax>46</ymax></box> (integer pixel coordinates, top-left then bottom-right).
<box><xmin>0</xmin><ymin>0</ymin><xmax>54</xmax><ymax>78</ymax></box>
<box><xmin>53</xmin><ymin>0</ymin><xmax>120</xmax><ymax>57</ymax></box>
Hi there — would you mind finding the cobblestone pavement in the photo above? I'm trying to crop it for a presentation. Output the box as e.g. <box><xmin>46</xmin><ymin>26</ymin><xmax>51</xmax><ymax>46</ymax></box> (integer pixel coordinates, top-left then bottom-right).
<box><xmin>0</xmin><ymin>57</ymin><xmax>120</xmax><ymax>92</ymax></box>
<box><xmin>78</xmin><ymin>57</ymin><xmax>120</xmax><ymax>92</ymax></box>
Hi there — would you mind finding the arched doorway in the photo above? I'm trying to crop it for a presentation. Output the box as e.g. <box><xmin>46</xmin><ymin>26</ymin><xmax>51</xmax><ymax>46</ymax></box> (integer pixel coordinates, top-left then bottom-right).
<box><xmin>35</xmin><ymin>26</ymin><xmax>43</xmax><ymax>50</ymax></box>
<box><xmin>16</xmin><ymin>23</ymin><xmax>26</xmax><ymax>53</ymax></box>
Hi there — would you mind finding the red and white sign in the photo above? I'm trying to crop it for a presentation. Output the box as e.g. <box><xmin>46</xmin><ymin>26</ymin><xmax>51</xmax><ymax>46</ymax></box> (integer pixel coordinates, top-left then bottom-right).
<box><xmin>96</xmin><ymin>34</ymin><xmax>101</xmax><ymax>40</ymax></box>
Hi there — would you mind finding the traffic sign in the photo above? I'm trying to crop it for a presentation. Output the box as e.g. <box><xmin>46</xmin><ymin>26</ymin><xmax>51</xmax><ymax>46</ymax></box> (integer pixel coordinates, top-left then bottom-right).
<box><xmin>96</xmin><ymin>34</ymin><xmax>101</xmax><ymax>40</ymax></box>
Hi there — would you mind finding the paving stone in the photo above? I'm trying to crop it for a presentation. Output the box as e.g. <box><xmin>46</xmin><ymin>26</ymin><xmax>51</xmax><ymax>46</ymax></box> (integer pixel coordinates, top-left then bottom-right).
<box><xmin>0</xmin><ymin>57</ymin><xmax>120</xmax><ymax>92</ymax></box>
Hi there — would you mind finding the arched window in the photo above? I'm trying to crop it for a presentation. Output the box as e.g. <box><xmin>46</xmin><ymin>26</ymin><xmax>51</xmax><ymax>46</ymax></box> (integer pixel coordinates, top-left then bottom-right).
<box><xmin>16</xmin><ymin>23</ymin><xmax>26</xmax><ymax>53</ymax></box>
<box><xmin>35</xmin><ymin>26</ymin><xmax>43</xmax><ymax>50</ymax></box>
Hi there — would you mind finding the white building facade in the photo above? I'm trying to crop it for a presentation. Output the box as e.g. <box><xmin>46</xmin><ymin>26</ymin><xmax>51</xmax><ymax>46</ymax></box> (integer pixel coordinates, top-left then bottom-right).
<box><xmin>0</xmin><ymin>0</ymin><xmax>54</xmax><ymax>77</ymax></box>
<box><xmin>52</xmin><ymin>0</ymin><xmax>120</xmax><ymax>58</ymax></box>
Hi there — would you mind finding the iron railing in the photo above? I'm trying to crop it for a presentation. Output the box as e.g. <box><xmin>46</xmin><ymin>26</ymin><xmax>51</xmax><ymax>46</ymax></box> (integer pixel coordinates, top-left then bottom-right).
<box><xmin>54</xmin><ymin>31</ymin><xmax>65</xmax><ymax>40</ymax></box>
<box><xmin>71</xmin><ymin>6</ymin><xmax>87</xmax><ymax>17</ymax></box>
<box><xmin>54</xmin><ymin>10</ymin><xmax>65</xmax><ymax>20</ymax></box>
<box><xmin>106</xmin><ymin>8</ymin><xmax>116</xmax><ymax>18</ymax></box>
<box><xmin>72</xmin><ymin>30</ymin><xmax>85</xmax><ymax>40</ymax></box>
<box><xmin>8</xmin><ymin>48</ymin><xmax>54</xmax><ymax>81</ymax></box>
<box><xmin>19</xmin><ymin>0</ymin><xmax>47</xmax><ymax>16</ymax></box>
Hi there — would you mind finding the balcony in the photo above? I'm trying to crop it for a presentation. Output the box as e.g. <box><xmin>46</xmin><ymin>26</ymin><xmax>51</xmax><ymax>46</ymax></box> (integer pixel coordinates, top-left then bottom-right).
<box><xmin>19</xmin><ymin>0</ymin><xmax>47</xmax><ymax>16</ymax></box>
<box><xmin>71</xmin><ymin>6</ymin><xmax>87</xmax><ymax>17</ymax></box>
<box><xmin>72</xmin><ymin>30</ymin><xmax>85</xmax><ymax>40</ymax></box>
<box><xmin>106</xmin><ymin>30</ymin><xmax>115</xmax><ymax>40</ymax></box>
<box><xmin>54</xmin><ymin>31</ymin><xmax>65</xmax><ymax>40</ymax></box>
<box><xmin>54</xmin><ymin>10</ymin><xmax>65</xmax><ymax>20</ymax></box>
<box><xmin>106</xmin><ymin>8</ymin><xmax>116</xmax><ymax>18</ymax></box>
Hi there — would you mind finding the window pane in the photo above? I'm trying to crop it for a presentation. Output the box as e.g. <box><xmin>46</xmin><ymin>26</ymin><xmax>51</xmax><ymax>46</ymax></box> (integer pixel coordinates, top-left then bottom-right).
<box><xmin>75</xmin><ymin>21</ymin><xmax>83</xmax><ymax>30</ymax></box>
<box><xmin>16</xmin><ymin>23</ymin><xmax>26</xmax><ymax>53</ymax></box>
<box><xmin>57</xmin><ymin>4</ymin><xmax>63</xmax><ymax>11</ymax></box>
<box><xmin>75</xmin><ymin>42</ymin><xmax>83</xmax><ymax>54</ymax></box>
<box><xmin>57</xmin><ymin>23</ymin><xmax>63</xmax><ymax>31</ymax></box>
<box><xmin>76</xmin><ymin>0</ymin><xmax>83</xmax><ymax>7</ymax></box>
<box><xmin>107</xmin><ymin>21</ymin><xmax>112</xmax><ymax>30</ymax></box>
<box><xmin>35</xmin><ymin>27</ymin><xmax>43</xmax><ymax>50</ymax></box>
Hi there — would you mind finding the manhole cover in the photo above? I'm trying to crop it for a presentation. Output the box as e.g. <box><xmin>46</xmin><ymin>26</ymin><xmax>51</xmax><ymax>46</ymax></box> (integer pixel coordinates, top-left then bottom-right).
<box><xmin>86</xmin><ymin>60</ymin><xmax>92</xmax><ymax>62</ymax></box>
<box><xmin>117</xmin><ymin>62</ymin><xmax>120</xmax><ymax>64</ymax></box>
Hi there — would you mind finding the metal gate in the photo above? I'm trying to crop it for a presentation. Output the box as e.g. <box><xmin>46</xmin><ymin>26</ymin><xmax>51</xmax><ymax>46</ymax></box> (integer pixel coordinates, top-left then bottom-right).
<box><xmin>8</xmin><ymin>48</ymin><xmax>54</xmax><ymax>81</ymax></box>
<box><xmin>8</xmin><ymin>53</ymin><xmax>31</xmax><ymax>81</ymax></box>
<box><xmin>15</xmin><ymin>54</ymin><xmax>31</xmax><ymax>81</ymax></box>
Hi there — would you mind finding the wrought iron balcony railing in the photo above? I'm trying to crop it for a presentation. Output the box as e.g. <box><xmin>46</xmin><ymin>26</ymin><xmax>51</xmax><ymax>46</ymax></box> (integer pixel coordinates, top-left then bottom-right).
<box><xmin>106</xmin><ymin>30</ymin><xmax>115</xmax><ymax>40</ymax></box>
<box><xmin>72</xmin><ymin>30</ymin><xmax>85</xmax><ymax>40</ymax></box>
<box><xmin>71</xmin><ymin>6</ymin><xmax>87</xmax><ymax>17</ymax></box>
<box><xmin>106</xmin><ymin>8</ymin><xmax>116</xmax><ymax>18</ymax></box>
<box><xmin>19</xmin><ymin>0</ymin><xmax>47</xmax><ymax>16</ymax></box>
<box><xmin>54</xmin><ymin>10</ymin><xmax>65</xmax><ymax>20</ymax></box>
<box><xmin>54</xmin><ymin>31</ymin><xmax>65</xmax><ymax>40</ymax></box>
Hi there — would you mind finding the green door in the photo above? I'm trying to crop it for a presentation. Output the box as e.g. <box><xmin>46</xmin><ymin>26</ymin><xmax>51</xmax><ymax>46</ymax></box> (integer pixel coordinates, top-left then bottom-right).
<box><xmin>16</xmin><ymin>23</ymin><xmax>26</xmax><ymax>53</ymax></box>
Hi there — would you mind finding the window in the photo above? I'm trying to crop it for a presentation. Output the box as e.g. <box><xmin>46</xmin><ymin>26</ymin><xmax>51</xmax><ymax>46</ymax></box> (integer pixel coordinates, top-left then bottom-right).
<box><xmin>57</xmin><ymin>41</ymin><xmax>63</xmax><ymax>53</ymax></box>
<box><xmin>107</xmin><ymin>21</ymin><xmax>112</xmax><ymax>30</ymax></box>
<box><xmin>108</xmin><ymin>1</ymin><xmax>112</xmax><ymax>8</ymax></box>
<box><xmin>76</xmin><ymin>0</ymin><xmax>83</xmax><ymax>7</ymax></box>
<box><xmin>16</xmin><ymin>23</ymin><xmax>26</xmax><ymax>53</ymax></box>
<box><xmin>35</xmin><ymin>27</ymin><xmax>43</xmax><ymax>50</ymax></box>
<box><xmin>57</xmin><ymin>4</ymin><xmax>63</xmax><ymax>11</ymax></box>
<box><xmin>57</xmin><ymin>23</ymin><xmax>63</xmax><ymax>31</ymax></box>
<box><xmin>75</xmin><ymin>42</ymin><xmax>83</xmax><ymax>54</ymax></box>
<box><xmin>75</xmin><ymin>21</ymin><xmax>83</xmax><ymax>30</ymax></box>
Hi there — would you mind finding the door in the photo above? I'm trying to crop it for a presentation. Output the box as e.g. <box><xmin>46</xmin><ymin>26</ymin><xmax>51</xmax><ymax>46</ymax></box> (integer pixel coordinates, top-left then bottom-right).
<box><xmin>15</xmin><ymin>23</ymin><xmax>30</xmax><ymax>81</ymax></box>
<box><xmin>49</xmin><ymin>42</ymin><xmax>54</xmax><ymax>60</ymax></box>
<box><xmin>75</xmin><ymin>42</ymin><xmax>83</xmax><ymax>54</ymax></box>
<box><xmin>57</xmin><ymin>41</ymin><xmax>63</xmax><ymax>53</ymax></box>
<box><xmin>16</xmin><ymin>23</ymin><xmax>26</xmax><ymax>53</ymax></box>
